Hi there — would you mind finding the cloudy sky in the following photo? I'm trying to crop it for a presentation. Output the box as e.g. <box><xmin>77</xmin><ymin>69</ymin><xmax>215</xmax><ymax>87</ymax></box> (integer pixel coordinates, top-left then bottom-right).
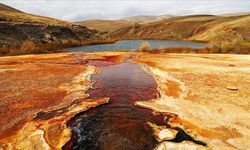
<box><xmin>1</xmin><ymin>0</ymin><xmax>250</xmax><ymax>21</ymax></box>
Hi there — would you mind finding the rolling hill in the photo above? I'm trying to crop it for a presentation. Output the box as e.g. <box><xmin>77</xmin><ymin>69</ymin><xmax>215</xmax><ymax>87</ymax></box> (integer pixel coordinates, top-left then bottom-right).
<box><xmin>80</xmin><ymin>14</ymin><xmax>250</xmax><ymax>42</ymax></box>
<box><xmin>0</xmin><ymin>3</ymin><xmax>104</xmax><ymax>55</ymax></box>
<box><xmin>121</xmin><ymin>14</ymin><xmax>174</xmax><ymax>23</ymax></box>
<box><xmin>77</xmin><ymin>15</ymin><xmax>174</xmax><ymax>33</ymax></box>
<box><xmin>1</xmin><ymin>3</ymin><xmax>249</xmax><ymax>55</ymax></box>
<box><xmin>77</xmin><ymin>19</ymin><xmax>133</xmax><ymax>33</ymax></box>
<box><xmin>110</xmin><ymin>14</ymin><xmax>250</xmax><ymax>41</ymax></box>
<box><xmin>0</xmin><ymin>3</ymin><xmax>22</xmax><ymax>13</ymax></box>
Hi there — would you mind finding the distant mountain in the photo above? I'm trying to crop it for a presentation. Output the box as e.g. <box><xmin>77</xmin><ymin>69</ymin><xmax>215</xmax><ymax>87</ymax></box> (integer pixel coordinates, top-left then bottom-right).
<box><xmin>121</xmin><ymin>14</ymin><xmax>175</xmax><ymax>23</ymax></box>
<box><xmin>220</xmin><ymin>12</ymin><xmax>250</xmax><ymax>17</ymax></box>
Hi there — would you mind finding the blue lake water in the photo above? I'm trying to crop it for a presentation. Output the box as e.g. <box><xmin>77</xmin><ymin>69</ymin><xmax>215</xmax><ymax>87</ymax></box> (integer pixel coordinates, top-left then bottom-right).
<box><xmin>68</xmin><ymin>40</ymin><xmax>208</xmax><ymax>52</ymax></box>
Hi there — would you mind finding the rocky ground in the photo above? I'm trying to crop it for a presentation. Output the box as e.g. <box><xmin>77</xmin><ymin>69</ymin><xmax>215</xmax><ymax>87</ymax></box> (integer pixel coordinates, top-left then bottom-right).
<box><xmin>0</xmin><ymin>52</ymin><xmax>249</xmax><ymax>149</ymax></box>
<box><xmin>0</xmin><ymin>21</ymin><xmax>99</xmax><ymax>48</ymax></box>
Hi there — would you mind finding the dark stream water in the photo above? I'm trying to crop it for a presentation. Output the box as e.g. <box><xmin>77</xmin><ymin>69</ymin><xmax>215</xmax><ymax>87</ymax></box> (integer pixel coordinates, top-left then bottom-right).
<box><xmin>64</xmin><ymin>61</ymin><xmax>206</xmax><ymax>150</ymax></box>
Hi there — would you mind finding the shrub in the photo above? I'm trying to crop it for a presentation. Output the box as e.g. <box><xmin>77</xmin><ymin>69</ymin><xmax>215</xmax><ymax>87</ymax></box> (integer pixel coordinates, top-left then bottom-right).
<box><xmin>20</xmin><ymin>40</ymin><xmax>37</xmax><ymax>54</ymax></box>
<box><xmin>133</xmin><ymin>22</ymin><xmax>140</xmax><ymax>29</ymax></box>
<box><xmin>209</xmin><ymin>41</ymin><xmax>221</xmax><ymax>53</ymax></box>
<box><xmin>0</xmin><ymin>48</ymin><xmax>9</xmax><ymax>55</ymax></box>
<box><xmin>9</xmin><ymin>40</ymin><xmax>37</xmax><ymax>55</ymax></box>
<box><xmin>221</xmin><ymin>41</ymin><xmax>232</xmax><ymax>53</ymax></box>
<box><xmin>132</xmin><ymin>23</ymin><xmax>140</xmax><ymax>36</ymax></box>
<box><xmin>231</xmin><ymin>33</ymin><xmax>244</xmax><ymax>46</ymax></box>
<box><xmin>209</xmin><ymin>34</ymin><xmax>247</xmax><ymax>53</ymax></box>
<box><xmin>138</xmin><ymin>42</ymin><xmax>151</xmax><ymax>52</ymax></box>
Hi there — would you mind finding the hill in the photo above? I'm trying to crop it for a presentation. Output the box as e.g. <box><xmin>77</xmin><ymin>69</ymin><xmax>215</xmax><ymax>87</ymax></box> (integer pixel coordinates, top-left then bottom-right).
<box><xmin>77</xmin><ymin>19</ymin><xmax>133</xmax><ymax>33</ymax></box>
<box><xmin>189</xmin><ymin>15</ymin><xmax>250</xmax><ymax>41</ymax></box>
<box><xmin>220</xmin><ymin>12</ymin><xmax>250</xmax><ymax>17</ymax></box>
<box><xmin>0</xmin><ymin>3</ymin><xmax>23</xmax><ymax>13</ymax></box>
<box><xmin>88</xmin><ymin>14</ymin><xmax>250</xmax><ymax>42</ymax></box>
<box><xmin>0</xmin><ymin>3</ymin><xmax>105</xmax><ymax>55</ymax></box>
<box><xmin>78</xmin><ymin>15</ymin><xmax>174</xmax><ymax>34</ymax></box>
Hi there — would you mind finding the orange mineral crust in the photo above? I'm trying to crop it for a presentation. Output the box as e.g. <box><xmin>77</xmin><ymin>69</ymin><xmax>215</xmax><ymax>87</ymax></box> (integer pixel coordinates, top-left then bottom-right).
<box><xmin>0</xmin><ymin>52</ymin><xmax>117</xmax><ymax>149</ymax></box>
<box><xmin>134</xmin><ymin>53</ymin><xmax>250</xmax><ymax>149</ymax></box>
<box><xmin>0</xmin><ymin>52</ymin><xmax>250</xmax><ymax>150</ymax></box>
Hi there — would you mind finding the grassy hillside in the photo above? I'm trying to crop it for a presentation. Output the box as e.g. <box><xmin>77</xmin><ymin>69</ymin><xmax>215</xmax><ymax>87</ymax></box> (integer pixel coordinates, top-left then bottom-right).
<box><xmin>84</xmin><ymin>14</ymin><xmax>249</xmax><ymax>42</ymax></box>
<box><xmin>190</xmin><ymin>15</ymin><xmax>250</xmax><ymax>41</ymax></box>
<box><xmin>0</xmin><ymin>3</ymin><xmax>106</xmax><ymax>55</ymax></box>
<box><xmin>106</xmin><ymin>14</ymin><xmax>250</xmax><ymax>53</ymax></box>
<box><xmin>0</xmin><ymin>3</ymin><xmax>22</xmax><ymax>13</ymax></box>
<box><xmin>220</xmin><ymin>12</ymin><xmax>250</xmax><ymax>17</ymax></box>
<box><xmin>77</xmin><ymin>19</ymin><xmax>133</xmax><ymax>33</ymax></box>
<box><xmin>78</xmin><ymin>15</ymin><xmax>174</xmax><ymax>33</ymax></box>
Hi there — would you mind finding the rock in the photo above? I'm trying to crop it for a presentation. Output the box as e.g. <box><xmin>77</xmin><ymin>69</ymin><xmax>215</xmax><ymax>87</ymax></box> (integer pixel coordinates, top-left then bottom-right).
<box><xmin>158</xmin><ymin>129</ymin><xmax>177</xmax><ymax>141</ymax></box>
<box><xmin>147</xmin><ymin>122</ymin><xmax>178</xmax><ymax>142</ymax></box>
<box><xmin>226</xmin><ymin>86</ymin><xmax>238</xmax><ymax>91</ymax></box>
<box><xmin>155</xmin><ymin>141</ymin><xmax>206</xmax><ymax>150</ymax></box>
<box><xmin>44</xmin><ymin>33</ymin><xmax>51</xmax><ymax>39</ymax></box>
<box><xmin>0</xmin><ymin>15</ymin><xmax>103</xmax><ymax>50</ymax></box>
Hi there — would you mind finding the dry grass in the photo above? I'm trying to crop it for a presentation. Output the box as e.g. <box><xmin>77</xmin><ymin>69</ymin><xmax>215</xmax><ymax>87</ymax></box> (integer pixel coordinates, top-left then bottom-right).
<box><xmin>4</xmin><ymin>40</ymin><xmax>49</xmax><ymax>56</ymax></box>
<box><xmin>138</xmin><ymin>42</ymin><xmax>151</xmax><ymax>52</ymax></box>
<box><xmin>140</xmin><ymin>44</ymin><xmax>249</xmax><ymax>54</ymax></box>
<box><xmin>139</xmin><ymin>46</ymin><xmax>214</xmax><ymax>54</ymax></box>
<box><xmin>209</xmin><ymin>34</ymin><xmax>250</xmax><ymax>54</ymax></box>
<box><xmin>77</xmin><ymin>20</ymin><xmax>132</xmax><ymax>33</ymax></box>
<box><xmin>143</xmin><ymin>46</ymin><xmax>196</xmax><ymax>54</ymax></box>
<box><xmin>0</xmin><ymin>10</ymin><xmax>72</xmax><ymax>26</ymax></box>
<box><xmin>0</xmin><ymin>39</ymin><xmax>116</xmax><ymax>56</ymax></box>
<box><xmin>109</xmin><ymin>14</ymin><xmax>250</xmax><ymax>42</ymax></box>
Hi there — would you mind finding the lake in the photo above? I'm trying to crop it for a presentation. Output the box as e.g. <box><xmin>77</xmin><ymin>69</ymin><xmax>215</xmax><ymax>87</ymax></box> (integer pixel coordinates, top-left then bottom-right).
<box><xmin>68</xmin><ymin>40</ymin><xmax>208</xmax><ymax>52</ymax></box>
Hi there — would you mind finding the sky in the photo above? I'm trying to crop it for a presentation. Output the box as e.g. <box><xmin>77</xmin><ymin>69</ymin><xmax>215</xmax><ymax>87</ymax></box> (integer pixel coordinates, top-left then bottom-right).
<box><xmin>1</xmin><ymin>0</ymin><xmax>250</xmax><ymax>21</ymax></box>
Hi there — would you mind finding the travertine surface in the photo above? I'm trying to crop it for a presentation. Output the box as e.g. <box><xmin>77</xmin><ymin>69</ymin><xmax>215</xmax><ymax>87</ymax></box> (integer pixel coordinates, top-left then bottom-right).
<box><xmin>0</xmin><ymin>53</ymin><xmax>114</xmax><ymax>149</ymax></box>
<box><xmin>0</xmin><ymin>52</ymin><xmax>249</xmax><ymax>149</ymax></box>
<box><xmin>135</xmin><ymin>53</ymin><xmax>250</xmax><ymax>149</ymax></box>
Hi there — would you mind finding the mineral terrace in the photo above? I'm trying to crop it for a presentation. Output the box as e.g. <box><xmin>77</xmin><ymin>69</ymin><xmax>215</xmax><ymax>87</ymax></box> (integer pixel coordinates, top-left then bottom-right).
<box><xmin>0</xmin><ymin>52</ymin><xmax>249</xmax><ymax>150</ymax></box>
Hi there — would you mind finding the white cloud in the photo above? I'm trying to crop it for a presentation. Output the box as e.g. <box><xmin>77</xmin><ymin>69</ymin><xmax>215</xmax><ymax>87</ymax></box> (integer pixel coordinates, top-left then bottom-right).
<box><xmin>1</xmin><ymin>0</ymin><xmax>250</xmax><ymax>21</ymax></box>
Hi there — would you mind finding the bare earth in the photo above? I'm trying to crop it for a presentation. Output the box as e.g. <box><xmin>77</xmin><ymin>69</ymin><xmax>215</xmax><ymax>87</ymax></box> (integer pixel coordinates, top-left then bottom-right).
<box><xmin>0</xmin><ymin>52</ymin><xmax>249</xmax><ymax>149</ymax></box>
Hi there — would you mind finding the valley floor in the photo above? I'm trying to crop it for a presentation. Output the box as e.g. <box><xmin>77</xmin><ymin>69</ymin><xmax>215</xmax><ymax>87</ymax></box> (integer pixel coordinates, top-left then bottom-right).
<box><xmin>0</xmin><ymin>52</ymin><xmax>249</xmax><ymax>149</ymax></box>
